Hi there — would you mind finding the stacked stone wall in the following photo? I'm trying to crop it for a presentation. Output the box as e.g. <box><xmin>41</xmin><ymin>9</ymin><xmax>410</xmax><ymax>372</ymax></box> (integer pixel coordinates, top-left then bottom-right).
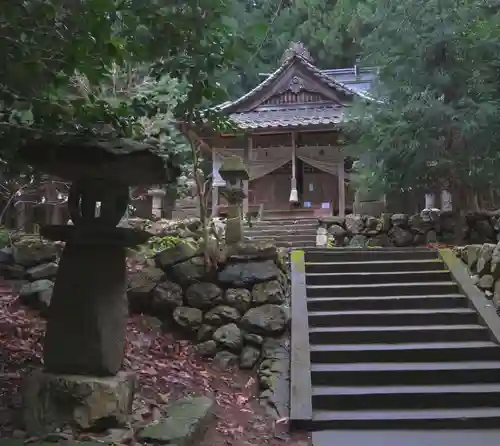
<box><xmin>319</xmin><ymin>211</ymin><xmax>500</xmax><ymax>247</ymax></box>
<box><xmin>1</xmin><ymin>218</ymin><xmax>291</xmax><ymax>419</ymax></box>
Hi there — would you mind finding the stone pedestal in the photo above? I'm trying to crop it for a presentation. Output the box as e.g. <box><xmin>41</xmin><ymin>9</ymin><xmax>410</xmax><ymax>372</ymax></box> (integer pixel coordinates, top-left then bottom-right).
<box><xmin>220</xmin><ymin>188</ymin><xmax>246</xmax><ymax>244</ymax></box>
<box><xmin>226</xmin><ymin>203</ymin><xmax>243</xmax><ymax>244</ymax></box>
<box><xmin>23</xmin><ymin>369</ymin><xmax>136</xmax><ymax>435</ymax></box>
<box><xmin>44</xmin><ymin>239</ymin><xmax>127</xmax><ymax>375</ymax></box>
<box><xmin>41</xmin><ymin>226</ymin><xmax>150</xmax><ymax>376</ymax></box>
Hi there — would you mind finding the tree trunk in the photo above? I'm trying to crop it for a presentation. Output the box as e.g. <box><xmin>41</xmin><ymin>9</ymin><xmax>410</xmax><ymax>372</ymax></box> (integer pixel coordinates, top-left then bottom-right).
<box><xmin>450</xmin><ymin>180</ymin><xmax>466</xmax><ymax>245</ymax></box>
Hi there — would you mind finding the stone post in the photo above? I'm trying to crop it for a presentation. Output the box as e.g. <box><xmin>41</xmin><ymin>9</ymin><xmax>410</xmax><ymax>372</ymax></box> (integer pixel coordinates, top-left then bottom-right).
<box><xmin>441</xmin><ymin>190</ymin><xmax>452</xmax><ymax>211</ymax></box>
<box><xmin>219</xmin><ymin>156</ymin><xmax>249</xmax><ymax>244</ymax></box>
<box><xmin>425</xmin><ymin>193</ymin><xmax>435</xmax><ymax>209</ymax></box>
<box><xmin>148</xmin><ymin>186</ymin><xmax>166</xmax><ymax>218</ymax></box>
<box><xmin>316</xmin><ymin>226</ymin><xmax>328</xmax><ymax>247</ymax></box>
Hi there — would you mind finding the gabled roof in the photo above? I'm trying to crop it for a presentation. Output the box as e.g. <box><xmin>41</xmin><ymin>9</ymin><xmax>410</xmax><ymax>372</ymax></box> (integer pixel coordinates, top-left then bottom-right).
<box><xmin>218</xmin><ymin>42</ymin><xmax>371</xmax><ymax>131</ymax></box>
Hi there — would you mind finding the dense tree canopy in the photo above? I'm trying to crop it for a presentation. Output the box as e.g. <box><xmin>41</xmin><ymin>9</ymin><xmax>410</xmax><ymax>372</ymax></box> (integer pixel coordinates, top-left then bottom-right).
<box><xmin>2</xmin><ymin>0</ymin><xmax>500</xmax><ymax>213</ymax></box>
<box><xmin>341</xmin><ymin>0</ymin><xmax>500</xmax><ymax>210</ymax></box>
<box><xmin>0</xmin><ymin>0</ymin><xmax>243</xmax><ymax>172</ymax></box>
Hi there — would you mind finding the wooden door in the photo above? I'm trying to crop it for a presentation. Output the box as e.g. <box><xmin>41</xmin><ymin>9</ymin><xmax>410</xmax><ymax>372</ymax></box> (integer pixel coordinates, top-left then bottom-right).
<box><xmin>302</xmin><ymin>165</ymin><xmax>338</xmax><ymax>211</ymax></box>
<box><xmin>249</xmin><ymin>162</ymin><xmax>292</xmax><ymax>209</ymax></box>
<box><xmin>270</xmin><ymin>161</ymin><xmax>292</xmax><ymax>209</ymax></box>
<box><xmin>273</xmin><ymin>174</ymin><xmax>291</xmax><ymax>208</ymax></box>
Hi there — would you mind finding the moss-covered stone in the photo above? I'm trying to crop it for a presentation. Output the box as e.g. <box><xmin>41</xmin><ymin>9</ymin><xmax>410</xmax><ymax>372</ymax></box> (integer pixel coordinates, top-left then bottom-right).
<box><xmin>138</xmin><ymin>396</ymin><xmax>214</xmax><ymax>445</ymax></box>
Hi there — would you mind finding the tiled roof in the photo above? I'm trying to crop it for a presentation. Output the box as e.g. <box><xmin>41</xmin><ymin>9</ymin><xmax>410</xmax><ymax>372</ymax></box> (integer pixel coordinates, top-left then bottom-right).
<box><xmin>230</xmin><ymin>105</ymin><xmax>343</xmax><ymax>129</ymax></box>
<box><xmin>216</xmin><ymin>44</ymin><xmax>375</xmax><ymax>130</ymax></box>
<box><xmin>219</xmin><ymin>53</ymin><xmax>365</xmax><ymax>115</ymax></box>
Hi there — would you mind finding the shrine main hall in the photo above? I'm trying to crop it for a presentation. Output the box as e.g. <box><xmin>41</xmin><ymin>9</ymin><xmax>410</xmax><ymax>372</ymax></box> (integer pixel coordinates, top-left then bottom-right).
<box><xmin>205</xmin><ymin>42</ymin><xmax>375</xmax><ymax>219</ymax></box>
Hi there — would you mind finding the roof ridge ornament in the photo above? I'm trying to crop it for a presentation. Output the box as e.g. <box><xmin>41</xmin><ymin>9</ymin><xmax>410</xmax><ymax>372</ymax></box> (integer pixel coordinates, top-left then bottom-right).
<box><xmin>288</xmin><ymin>76</ymin><xmax>304</xmax><ymax>94</ymax></box>
<box><xmin>280</xmin><ymin>42</ymin><xmax>314</xmax><ymax>65</ymax></box>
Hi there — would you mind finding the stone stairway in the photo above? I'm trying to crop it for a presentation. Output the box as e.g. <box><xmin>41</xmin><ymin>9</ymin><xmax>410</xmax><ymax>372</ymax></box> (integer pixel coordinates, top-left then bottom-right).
<box><xmin>244</xmin><ymin>218</ymin><xmax>317</xmax><ymax>248</ymax></box>
<box><xmin>290</xmin><ymin>248</ymin><xmax>500</xmax><ymax>445</ymax></box>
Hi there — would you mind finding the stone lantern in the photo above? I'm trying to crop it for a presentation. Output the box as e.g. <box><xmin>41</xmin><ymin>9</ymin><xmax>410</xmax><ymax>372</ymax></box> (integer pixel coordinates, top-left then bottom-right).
<box><xmin>18</xmin><ymin>136</ymin><xmax>179</xmax><ymax>434</ymax></box>
<box><xmin>147</xmin><ymin>185</ymin><xmax>166</xmax><ymax>219</ymax></box>
<box><xmin>219</xmin><ymin>156</ymin><xmax>248</xmax><ymax>244</ymax></box>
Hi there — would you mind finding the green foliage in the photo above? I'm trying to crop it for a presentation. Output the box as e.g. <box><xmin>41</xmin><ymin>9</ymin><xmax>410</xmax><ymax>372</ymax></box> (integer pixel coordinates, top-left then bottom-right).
<box><xmin>327</xmin><ymin>235</ymin><xmax>334</xmax><ymax>248</ymax></box>
<box><xmin>128</xmin><ymin>234</ymin><xmax>186</xmax><ymax>260</ymax></box>
<box><xmin>219</xmin><ymin>0</ymin><xmax>362</xmax><ymax>98</ymax></box>
<box><xmin>341</xmin><ymin>0</ymin><xmax>500</xmax><ymax>207</ymax></box>
<box><xmin>0</xmin><ymin>227</ymin><xmax>10</xmax><ymax>248</ymax></box>
<box><xmin>147</xmin><ymin>235</ymin><xmax>185</xmax><ymax>253</ymax></box>
<box><xmin>0</xmin><ymin>0</ymin><xmax>244</xmax><ymax>173</ymax></box>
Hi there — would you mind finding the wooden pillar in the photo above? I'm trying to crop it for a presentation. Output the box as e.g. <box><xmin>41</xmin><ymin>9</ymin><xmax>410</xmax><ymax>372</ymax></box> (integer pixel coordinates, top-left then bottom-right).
<box><xmin>44</xmin><ymin>182</ymin><xmax>53</xmax><ymax>224</ymax></box>
<box><xmin>337</xmin><ymin>159</ymin><xmax>345</xmax><ymax>217</ymax></box>
<box><xmin>211</xmin><ymin>185</ymin><xmax>218</xmax><ymax>217</ymax></box>
<box><xmin>45</xmin><ymin>181</ymin><xmax>64</xmax><ymax>225</ymax></box>
<box><xmin>15</xmin><ymin>200</ymin><xmax>27</xmax><ymax>232</ymax></box>
<box><xmin>211</xmin><ymin>149</ymin><xmax>219</xmax><ymax>217</ymax></box>
<box><xmin>289</xmin><ymin>132</ymin><xmax>298</xmax><ymax>203</ymax></box>
<box><xmin>243</xmin><ymin>136</ymin><xmax>251</xmax><ymax>215</ymax></box>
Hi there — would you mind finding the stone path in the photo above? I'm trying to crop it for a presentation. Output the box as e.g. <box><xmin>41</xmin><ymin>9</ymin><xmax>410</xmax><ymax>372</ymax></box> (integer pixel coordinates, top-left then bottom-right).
<box><xmin>244</xmin><ymin>218</ymin><xmax>317</xmax><ymax>248</ymax></box>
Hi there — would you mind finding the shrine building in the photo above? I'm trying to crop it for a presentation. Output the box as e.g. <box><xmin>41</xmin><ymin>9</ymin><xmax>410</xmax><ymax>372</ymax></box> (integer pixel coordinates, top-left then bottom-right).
<box><xmin>205</xmin><ymin>42</ymin><xmax>376</xmax><ymax>219</ymax></box>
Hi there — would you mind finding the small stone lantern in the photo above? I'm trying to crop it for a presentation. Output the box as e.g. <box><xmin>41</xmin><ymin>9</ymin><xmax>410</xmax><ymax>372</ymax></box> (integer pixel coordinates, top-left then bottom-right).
<box><xmin>219</xmin><ymin>156</ymin><xmax>248</xmax><ymax>244</ymax></box>
<box><xmin>147</xmin><ymin>185</ymin><xmax>166</xmax><ymax>219</ymax></box>
<box><xmin>18</xmin><ymin>136</ymin><xmax>179</xmax><ymax>434</ymax></box>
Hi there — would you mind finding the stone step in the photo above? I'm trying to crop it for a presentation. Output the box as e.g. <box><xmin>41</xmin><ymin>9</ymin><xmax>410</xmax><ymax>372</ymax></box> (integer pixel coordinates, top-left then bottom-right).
<box><xmin>306</xmin><ymin>282</ymin><xmax>460</xmax><ymax>298</ymax></box>
<box><xmin>305</xmin><ymin>270</ymin><xmax>452</xmax><ymax>286</ymax></box>
<box><xmin>309</xmin><ymin>324</ymin><xmax>490</xmax><ymax>345</ymax></box>
<box><xmin>253</xmin><ymin>218</ymin><xmax>318</xmax><ymax>225</ymax></box>
<box><xmin>245</xmin><ymin>227</ymin><xmax>317</xmax><ymax>235</ymax></box>
<box><xmin>290</xmin><ymin>246</ymin><xmax>500</xmax><ymax>435</ymax></box>
<box><xmin>307</xmin><ymin>295</ymin><xmax>469</xmax><ymax>311</ymax></box>
<box><xmin>246</xmin><ymin>234</ymin><xmax>316</xmax><ymax>242</ymax></box>
<box><xmin>275</xmin><ymin>241</ymin><xmax>317</xmax><ymax>248</ymax></box>
<box><xmin>306</xmin><ymin>259</ymin><xmax>446</xmax><ymax>274</ymax></box>
<box><xmin>310</xmin><ymin>407</ymin><xmax>500</xmax><ymax>430</ymax></box>
<box><xmin>309</xmin><ymin>341</ymin><xmax>500</xmax><ymax>363</ymax></box>
<box><xmin>262</xmin><ymin>211</ymin><xmax>317</xmax><ymax>221</ymax></box>
<box><xmin>310</xmin><ymin>361</ymin><xmax>500</xmax><ymax>386</ymax></box>
<box><xmin>306</xmin><ymin>249</ymin><xmax>438</xmax><ymax>263</ymax></box>
<box><xmin>308</xmin><ymin>308</ymin><xmax>478</xmax><ymax>327</ymax></box>
<box><xmin>312</xmin><ymin>430</ymin><xmax>500</xmax><ymax>446</ymax></box>
<box><xmin>246</xmin><ymin>227</ymin><xmax>318</xmax><ymax>235</ymax></box>
<box><xmin>312</xmin><ymin>383</ymin><xmax>500</xmax><ymax>411</ymax></box>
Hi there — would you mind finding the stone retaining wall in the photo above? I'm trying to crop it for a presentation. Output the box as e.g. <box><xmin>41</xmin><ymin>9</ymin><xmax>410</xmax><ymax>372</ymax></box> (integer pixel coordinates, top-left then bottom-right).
<box><xmin>455</xmin><ymin>243</ymin><xmax>500</xmax><ymax>310</ymax></box>
<box><xmin>129</xmin><ymin>240</ymin><xmax>290</xmax><ymax>372</ymax></box>
<box><xmin>319</xmin><ymin>211</ymin><xmax>500</xmax><ymax>247</ymax></box>
<box><xmin>1</xmin><ymin>218</ymin><xmax>291</xmax><ymax>418</ymax></box>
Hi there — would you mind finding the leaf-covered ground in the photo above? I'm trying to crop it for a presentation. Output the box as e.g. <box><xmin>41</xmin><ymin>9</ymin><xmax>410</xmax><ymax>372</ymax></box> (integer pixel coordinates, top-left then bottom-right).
<box><xmin>0</xmin><ymin>283</ymin><xmax>309</xmax><ymax>446</ymax></box>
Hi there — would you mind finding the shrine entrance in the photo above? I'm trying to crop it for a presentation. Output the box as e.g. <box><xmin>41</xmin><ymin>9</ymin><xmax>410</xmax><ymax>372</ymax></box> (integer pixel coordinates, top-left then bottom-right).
<box><xmin>249</xmin><ymin>159</ymin><xmax>339</xmax><ymax>212</ymax></box>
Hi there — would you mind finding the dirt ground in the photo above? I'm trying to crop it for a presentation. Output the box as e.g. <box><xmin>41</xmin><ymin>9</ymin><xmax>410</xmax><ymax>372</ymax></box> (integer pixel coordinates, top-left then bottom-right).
<box><xmin>0</xmin><ymin>287</ymin><xmax>309</xmax><ymax>446</ymax></box>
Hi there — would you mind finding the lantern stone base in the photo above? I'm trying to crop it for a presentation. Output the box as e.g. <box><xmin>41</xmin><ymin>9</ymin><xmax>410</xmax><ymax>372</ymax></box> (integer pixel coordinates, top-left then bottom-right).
<box><xmin>23</xmin><ymin>369</ymin><xmax>136</xmax><ymax>435</ymax></box>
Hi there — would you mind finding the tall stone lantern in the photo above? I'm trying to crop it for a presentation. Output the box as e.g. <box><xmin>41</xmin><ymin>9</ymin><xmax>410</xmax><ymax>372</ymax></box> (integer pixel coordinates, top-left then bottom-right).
<box><xmin>219</xmin><ymin>156</ymin><xmax>248</xmax><ymax>244</ymax></box>
<box><xmin>18</xmin><ymin>136</ymin><xmax>179</xmax><ymax>434</ymax></box>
